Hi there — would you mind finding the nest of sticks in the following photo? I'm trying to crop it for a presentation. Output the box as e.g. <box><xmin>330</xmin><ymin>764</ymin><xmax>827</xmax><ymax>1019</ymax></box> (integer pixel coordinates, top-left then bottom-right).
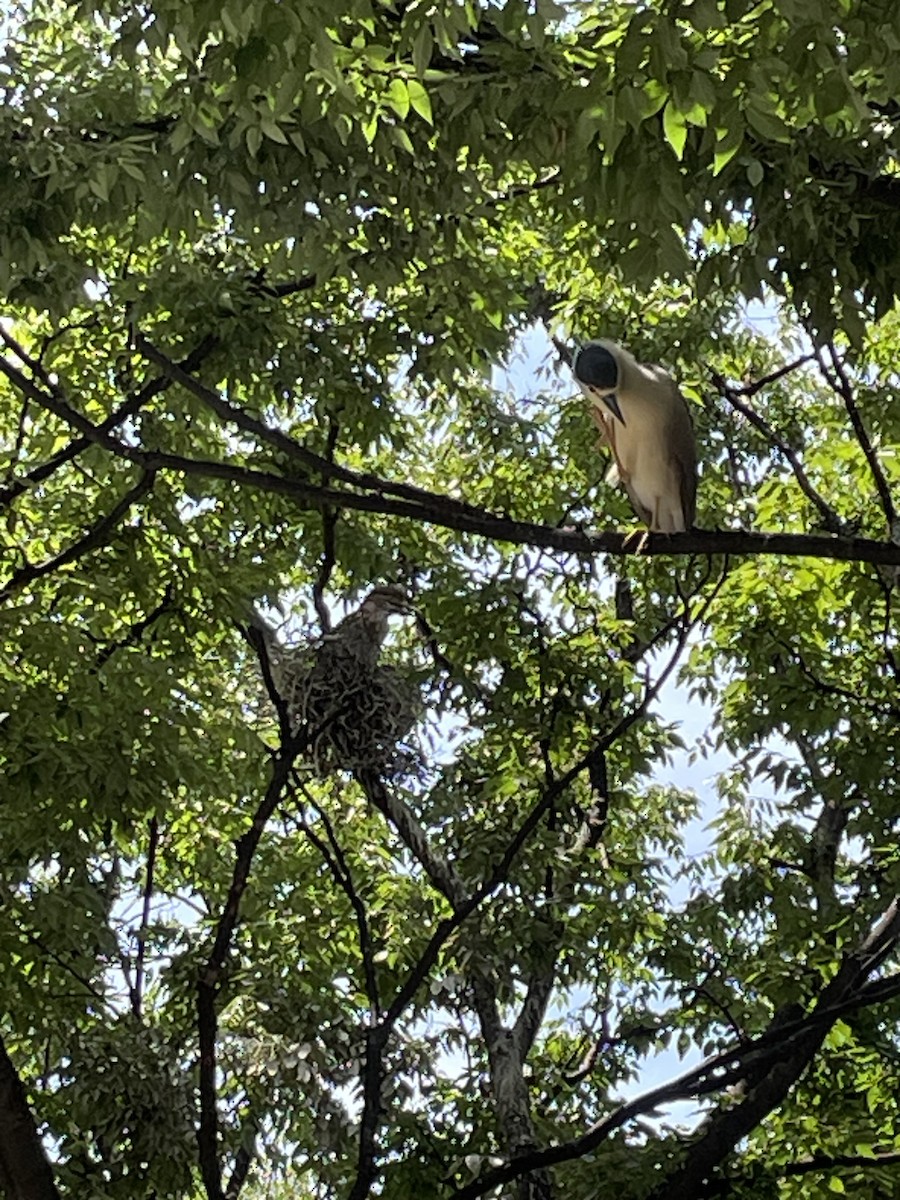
<box><xmin>271</xmin><ymin>640</ymin><xmax>422</xmax><ymax>776</ymax></box>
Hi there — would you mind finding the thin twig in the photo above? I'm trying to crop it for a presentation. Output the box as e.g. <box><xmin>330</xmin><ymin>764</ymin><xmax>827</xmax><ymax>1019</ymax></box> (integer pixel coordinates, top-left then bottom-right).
<box><xmin>711</xmin><ymin>368</ymin><xmax>846</xmax><ymax>534</ymax></box>
<box><xmin>819</xmin><ymin>343</ymin><xmax>898</xmax><ymax>539</ymax></box>
<box><xmin>0</xmin><ymin>470</ymin><xmax>156</xmax><ymax>602</ymax></box>
<box><xmin>133</xmin><ymin>816</ymin><xmax>159</xmax><ymax>1019</ymax></box>
<box><xmin>296</xmin><ymin>781</ymin><xmax>381</xmax><ymax>1015</ymax></box>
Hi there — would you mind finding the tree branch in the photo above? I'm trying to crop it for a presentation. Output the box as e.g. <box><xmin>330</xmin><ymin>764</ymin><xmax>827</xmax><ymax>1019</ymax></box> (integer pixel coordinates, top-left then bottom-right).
<box><xmin>469</xmin><ymin>974</ymin><xmax>555</xmax><ymax>1200</ymax></box>
<box><xmin>780</xmin><ymin>1150</ymin><xmax>900</xmax><ymax>1177</ymax></box>
<box><xmin>224</xmin><ymin>1122</ymin><xmax>258</xmax><ymax>1200</ymax></box>
<box><xmin>645</xmin><ymin>895</ymin><xmax>900</xmax><ymax>1200</ymax></box>
<box><xmin>726</xmin><ymin>354</ymin><xmax>817</xmax><ymax>397</ymax></box>
<box><xmin>0</xmin><ymin>469</ymin><xmax>156</xmax><ymax>602</ymax></box>
<box><xmin>132</xmin><ymin>816</ymin><xmax>160</xmax><ymax>1019</ymax></box>
<box><xmin>818</xmin><ymin>343</ymin><xmax>898</xmax><ymax>540</ymax></box>
<box><xmin>5</xmin><ymin>351</ymin><xmax>900</xmax><ymax>568</ymax></box>
<box><xmin>86</xmin><ymin>446</ymin><xmax>900</xmax><ymax>567</ymax></box>
<box><xmin>355</xmin><ymin>585</ymin><xmax>712</xmax><ymax>1198</ymax></box>
<box><xmin>358</xmin><ymin>771</ymin><xmax>467</xmax><ymax>907</ymax></box>
<box><xmin>296</xmin><ymin>784</ymin><xmax>381</xmax><ymax>1015</ymax></box>
<box><xmin>711</xmin><ymin>367</ymin><xmax>847</xmax><ymax>534</ymax></box>
<box><xmin>448</xmin><ymin>898</ymin><xmax>900</xmax><ymax>1200</ymax></box>
<box><xmin>95</xmin><ymin>584</ymin><xmax>176</xmax><ymax>669</ymax></box>
<box><xmin>132</xmin><ymin>332</ymin><xmax>526</xmax><ymax>526</ymax></box>
<box><xmin>0</xmin><ymin>1033</ymin><xmax>60</xmax><ymax>1200</ymax></box>
<box><xmin>196</xmin><ymin>734</ymin><xmax>305</xmax><ymax>1200</ymax></box>
<box><xmin>698</xmin><ymin>1149</ymin><xmax>900</xmax><ymax>1196</ymax></box>
<box><xmin>0</xmin><ymin>331</ymin><xmax>216</xmax><ymax>511</ymax></box>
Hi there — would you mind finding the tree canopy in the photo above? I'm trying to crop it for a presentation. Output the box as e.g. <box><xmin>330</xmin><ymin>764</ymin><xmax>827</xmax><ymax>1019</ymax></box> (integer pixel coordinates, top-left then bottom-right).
<box><xmin>1</xmin><ymin>1</ymin><xmax>900</xmax><ymax>1199</ymax></box>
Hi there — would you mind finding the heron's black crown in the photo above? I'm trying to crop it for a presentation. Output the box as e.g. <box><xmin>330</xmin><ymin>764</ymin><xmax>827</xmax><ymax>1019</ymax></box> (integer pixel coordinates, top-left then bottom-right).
<box><xmin>573</xmin><ymin>342</ymin><xmax>618</xmax><ymax>390</ymax></box>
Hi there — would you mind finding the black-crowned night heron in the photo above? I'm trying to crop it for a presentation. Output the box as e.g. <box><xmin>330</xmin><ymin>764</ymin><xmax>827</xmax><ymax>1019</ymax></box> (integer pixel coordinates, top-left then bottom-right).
<box><xmin>573</xmin><ymin>339</ymin><xmax>697</xmax><ymax>533</ymax></box>
<box><xmin>268</xmin><ymin>585</ymin><xmax>421</xmax><ymax>775</ymax></box>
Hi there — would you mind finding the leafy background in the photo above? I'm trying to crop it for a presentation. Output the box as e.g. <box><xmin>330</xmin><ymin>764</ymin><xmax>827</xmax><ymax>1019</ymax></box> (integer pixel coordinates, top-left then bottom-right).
<box><xmin>1</xmin><ymin>1</ymin><xmax>899</xmax><ymax>1198</ymax></box>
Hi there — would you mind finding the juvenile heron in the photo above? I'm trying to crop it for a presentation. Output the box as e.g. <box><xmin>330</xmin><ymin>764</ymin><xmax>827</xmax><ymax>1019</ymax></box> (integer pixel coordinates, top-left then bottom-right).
<box><xmin>267</xmin><ymin>585</ymin><xmax>421</xmax><ymax>775</ymax></box>
<box><xmin>573</xmin><ymin>339</ymin><xmax>697</xmax><ymax>533</ymax></box>
<box><xmin>317</xmin><ymin>585</ymin><xmax>412</xmax><ymax>670</ymax></box>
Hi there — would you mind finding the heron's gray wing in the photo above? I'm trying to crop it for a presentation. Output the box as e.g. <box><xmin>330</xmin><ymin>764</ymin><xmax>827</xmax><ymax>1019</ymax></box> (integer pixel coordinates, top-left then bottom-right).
<box><xmin>668</xmin><ymin>386</ymin><xmax>698</xmax><ymax>528</ymax></box>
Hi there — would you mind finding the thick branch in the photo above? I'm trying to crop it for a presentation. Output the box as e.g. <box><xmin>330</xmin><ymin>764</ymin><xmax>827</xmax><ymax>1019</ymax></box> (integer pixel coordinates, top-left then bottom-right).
<box><xmin>470</xmin><ymin>976</ymin><xmax>554</xmax><ymax>1200</ymax></box>
<box><xmin>123</xmin><ymin>453</ymin><xmax>900</xmax><ymax>566</ymax></box>
<box><xmin>0</xmin><ymin>1034</ymin><xmax>60</xmax><ymax>1200</ymax></box>
<box><xmin>196</xmin><ymin>738</ymin><xmax>302</xmax><ymax>1200</ymax></box>
<box><xmin>357</xmin><ymin>768</ymin><xmax>557</xmax><ymax>1200</ymax></box>
<box><xmin>5</xmin><ymin>353</ymin><xmax>900</xmax><ymax>568</ymax></box>
<box><xmin>224</xmin><ymin>1128</ymin><xmax>257</xmax><ymax>1200</ymax></box>
<box><xmin>512</xmin><ymin>954</ymin><xmax>558</xmax><ymax>1062</ymax></box>
<box><xmin>448</xmin><ymin>901</ymin><xmax>900</xmax><ymax>1200</ymax></box>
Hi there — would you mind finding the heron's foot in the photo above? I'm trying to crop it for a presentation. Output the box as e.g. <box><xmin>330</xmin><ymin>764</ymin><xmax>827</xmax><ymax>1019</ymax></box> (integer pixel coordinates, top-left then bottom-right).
<box><xmin>623</xmin><ymin>527</ymin><xmax>650</xmax><ymax>554</ymax></box>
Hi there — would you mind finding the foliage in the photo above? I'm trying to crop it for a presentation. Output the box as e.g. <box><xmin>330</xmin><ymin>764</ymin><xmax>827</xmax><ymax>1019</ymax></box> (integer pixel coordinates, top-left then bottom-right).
<box><xmin>1</xmin><ymin>2</ymin><xmax>899</xmax><ymax>1200</ymax></box>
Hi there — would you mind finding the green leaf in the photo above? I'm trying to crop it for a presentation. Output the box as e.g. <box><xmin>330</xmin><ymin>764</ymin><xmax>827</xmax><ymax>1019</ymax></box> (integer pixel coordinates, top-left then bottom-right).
<box><xmin>412</xmin><ymin>22</ymin><xmax>433</xmax><ymax>76</ymax></box>
<box><xmin>712</xmin><ymin>142</ymin><xmax>740</xmax><ymax>175</ymax></box>
<box><xmin>260</xmin><ymin>118</ymin><xmax>289</xmax><ymax>145</ymax></box>
<box><xmin>361</xmin><ymin>112</ymin><xmax>379</xmax><ymax>145</ymax></box>
<box><xmin>391</xmin><ymin>125</ymin><xmax>416</xmax><ymax>155</ymax></box>
<box><xmin>386</xmin><ymin>78</ymin><xmax>410</xmax><ymax>119</ymax></box>
<box><xmin>245</xmin><ymin>124</ymin><xmax>262</xmax><ymax>156</ymax></box>
<box><xmin>169</xmin><ymin>121</ymin><xmax>194</xmax><ymax>154</ymax></box>
<box><xmin>407</xmin><ymin>79</ymin><xmax>433</xmax><ymax>124</ymax></box>
<box><xmin>662</xmin><ymin>102</ymin><xmax>688</xmax><ymax>159</ymax></box>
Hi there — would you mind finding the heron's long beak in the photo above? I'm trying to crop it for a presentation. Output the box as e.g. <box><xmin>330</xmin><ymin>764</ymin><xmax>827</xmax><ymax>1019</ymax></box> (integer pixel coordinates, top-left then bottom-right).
<box><xmin>599</xmin><ymin>391</ymin><xmax>625</xmax><ymax>424</ymax></box>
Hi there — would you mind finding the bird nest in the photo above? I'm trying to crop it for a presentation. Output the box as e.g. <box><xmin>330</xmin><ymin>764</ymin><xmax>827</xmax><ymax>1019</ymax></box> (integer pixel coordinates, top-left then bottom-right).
<box><xmin>271</xmin><ymin>641</ymin><xmax>422</xmax><ymax>777</ymax></box>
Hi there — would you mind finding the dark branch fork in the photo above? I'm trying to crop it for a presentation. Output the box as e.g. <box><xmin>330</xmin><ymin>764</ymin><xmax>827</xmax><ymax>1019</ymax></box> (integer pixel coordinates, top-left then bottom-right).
<box><xmin>448</xmin><ymin>896</ymin><xmax>900</xmax><ymax>1200</ymax></box>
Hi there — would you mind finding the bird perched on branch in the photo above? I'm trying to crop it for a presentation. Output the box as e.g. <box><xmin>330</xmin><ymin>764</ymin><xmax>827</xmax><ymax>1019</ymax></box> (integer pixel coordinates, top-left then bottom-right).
<box><xmin>265</xmin><ymin>585</ymin><xmax>421</xmax><ymax>776</ymax></box>
<box><xmin>573</xmin><ymin>339</ymin><xmax>697</xmax><ymax>533</ymax></box>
